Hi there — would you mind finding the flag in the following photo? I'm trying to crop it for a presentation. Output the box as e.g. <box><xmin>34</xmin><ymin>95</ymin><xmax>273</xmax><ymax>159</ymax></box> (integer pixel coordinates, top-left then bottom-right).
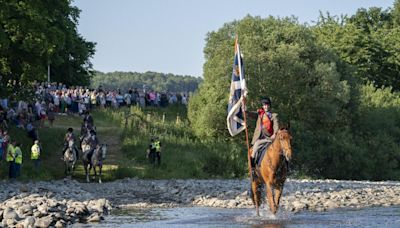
<box><xmin>227</xmin><ymin>37</ymin><xmax>247</xmax><ymax>136</ymax></box>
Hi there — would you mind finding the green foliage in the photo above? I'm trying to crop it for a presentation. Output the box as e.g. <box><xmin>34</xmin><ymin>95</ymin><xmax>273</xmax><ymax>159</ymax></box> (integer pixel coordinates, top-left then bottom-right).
<box><xmin>112</xmin><ymin>106</ymin><xmax>247</xmax><ymax>179</ymax></box>
<box><xmin>189</xmin><ymin>14</ymin><xmax>400</xmax><ymax>180</ymax></box>
<box><xmin>0</xmin><ymin>0</ymin><xmax>95</xmax><ymax>98</ymax></box>
<box><xmin>90</xmin><ymin>71</ymin><xmax>202</xmax><ymax>92</ymax></box>
<box><xmin>314</xmin><ymin>3</ymin><xmax>400</xmax><ymax>91</ymax></box>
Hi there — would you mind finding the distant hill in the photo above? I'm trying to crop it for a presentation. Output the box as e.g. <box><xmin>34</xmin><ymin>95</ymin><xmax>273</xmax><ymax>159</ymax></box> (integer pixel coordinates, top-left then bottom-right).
<box><xmin>90</xmin><ymin>71</ymin><xmax>203</xmax><ymax>92</ymax></box>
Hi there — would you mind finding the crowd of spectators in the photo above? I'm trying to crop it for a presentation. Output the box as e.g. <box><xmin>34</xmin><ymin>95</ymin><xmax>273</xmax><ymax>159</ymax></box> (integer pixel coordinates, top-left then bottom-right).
<box><xmin>0</xmin><ymin>82</ymin><xmax>190</xmax><ymax>143</ymax></box>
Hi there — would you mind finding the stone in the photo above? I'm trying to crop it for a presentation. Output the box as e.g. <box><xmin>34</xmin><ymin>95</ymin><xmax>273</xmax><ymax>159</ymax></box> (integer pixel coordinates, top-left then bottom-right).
<box><xmin>87</xmin><ymin>213</ymin><xmax>101</xmax><ymax>223</ymax></box>
<box><xmin>55</xmin><ymin>220</ymin><xmax>65</xmax><ymax>228</ymax></box>
<box><xmin>23</xmin><ymin>216</ymin><xmax>35</xmax><ymax>228</ymax></box>
<box><xmin>34</xmin><ymin>217</ymin><xmax>53</xmax><ymax>228</ymax></box>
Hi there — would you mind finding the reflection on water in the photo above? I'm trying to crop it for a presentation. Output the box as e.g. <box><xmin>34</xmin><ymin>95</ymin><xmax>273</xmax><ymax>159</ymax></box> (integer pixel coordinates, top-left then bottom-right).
<box><xmin>74</xmin><ymin>206</ymin><xmax>400</xmax><ymax>227</ymax></box>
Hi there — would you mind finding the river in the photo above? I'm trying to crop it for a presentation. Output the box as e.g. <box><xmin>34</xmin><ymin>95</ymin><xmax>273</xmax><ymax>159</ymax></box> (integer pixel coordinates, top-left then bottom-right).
<box><xmin>73</xmin><ymin>206</ymin><xmax>400</xmax><ymax>227</ymax></box>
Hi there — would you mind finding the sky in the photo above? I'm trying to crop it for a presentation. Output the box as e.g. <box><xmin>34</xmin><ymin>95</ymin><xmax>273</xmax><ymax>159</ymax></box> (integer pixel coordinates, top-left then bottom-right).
<box><xmin>73</xmin><ymin>0</ymin><xmax>394</xmax><ymax>77</ymax></box>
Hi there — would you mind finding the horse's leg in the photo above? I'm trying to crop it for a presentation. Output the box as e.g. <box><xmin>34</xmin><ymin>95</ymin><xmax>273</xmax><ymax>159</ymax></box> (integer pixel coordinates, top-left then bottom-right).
<box><xmin>273</xmin><ymin>184</ymin><xmax>284</xmax><ymax>214</ymax></box>
<box><xmin>251</xmin><ymin>180</ymin><xmax>261</xmax><ymax>216</ymax></box>
<box><xmin>92</xmin><ymin>165</ymin><xmax>97</xmax><ymax>180</ymax></box>
<box><xmin>265</xmin><ymin>182</ymin><xmax>277</xmax><ymax>214</ymax></box>
<box><xmin>71</xmin><ymin>161</ymin><xmax>75</xmax><ymax>175</ymax></box>
<box><xmin>98</xmin><ymin>165</ymin><xmax>102</xmax><ymax>184</ymax></box>
<box><xmin>85</xmin><ymin>163</ymin><xmax>90</xmax><ymax>183</ymax></box>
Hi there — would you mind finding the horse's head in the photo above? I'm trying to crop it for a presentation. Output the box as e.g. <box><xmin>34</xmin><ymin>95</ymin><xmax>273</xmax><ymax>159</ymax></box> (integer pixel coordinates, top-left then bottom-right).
<box><xmin>278</xmin><ymin>128</ymin><xmax>292</xmax><ymax>162</ymax></box>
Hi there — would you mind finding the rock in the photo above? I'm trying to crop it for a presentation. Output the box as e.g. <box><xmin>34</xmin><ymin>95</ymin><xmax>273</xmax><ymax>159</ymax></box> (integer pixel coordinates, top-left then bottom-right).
<box><xmin>324</xmin><ymin>200</ymin><xmax>338</xmax><ymax>209</ymax></box>
<box><xmin>23</xmin><ymin>216</ymin><xmax>35</xmax><ymax>228</ymax></box>
<box><xmin>18</xmin><ymin>204</ymin><xmax>33</xmax><ymax>214</ymax></box>
<box><xmin>349</xmin><ymin>198</ymin><xmax>359</xmax><ymax>205</ymax></box>
<box><xmin>87</xmin><ymin>213</ymin><xmax>101</xmax><ymax>223</ymax></box>
<box><xmin>55</xmin><ymin>220</ymin><xmax>65</xmax><ymax>228</ymax></box>
<box><xmin>34</xmin><ymin>217</ymin><xmax>52</xmax><ymax>228</ymax></box>
<box><xmin>6</xmin><ymin>218</ymin><xmax>16</xmax><ymax>226</ymax></box>
<box><xmin>3</xmin><ymin>207</ymin><xmax>19</xmax><ymax>221</ymax></box>
<box><xmin>19</xmin><ymin>185</ymin><xmax>29</xmax><ymax>192</ymax></box>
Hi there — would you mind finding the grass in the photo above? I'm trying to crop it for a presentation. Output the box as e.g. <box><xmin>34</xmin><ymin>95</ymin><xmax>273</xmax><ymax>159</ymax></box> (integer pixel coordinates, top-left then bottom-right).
<box><xmin>0</xmin><ymin>105</ymin><xmax>247</xmax><ymax>181</ymax></box>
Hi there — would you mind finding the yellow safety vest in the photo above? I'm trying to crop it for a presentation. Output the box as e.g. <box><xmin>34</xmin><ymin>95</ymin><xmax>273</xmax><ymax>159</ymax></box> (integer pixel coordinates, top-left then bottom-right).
<box><xmin>14</xmin><ymin>146</ymin><xmax>22</xmax><ymax>164</ymax></box>
<box><xmin>31</xmin><ymin>144</ymin><xmax>40</xmax><ymax>160</ymax></box>
<box><xmin>154</xmin><ymin>141</ymin><xmax>161</xmax><ymax>152</ymax></box>
<box><xmin>6</xmin><ymin>144</ymin><xmax>15</xmax><ymax>162</ymax></box>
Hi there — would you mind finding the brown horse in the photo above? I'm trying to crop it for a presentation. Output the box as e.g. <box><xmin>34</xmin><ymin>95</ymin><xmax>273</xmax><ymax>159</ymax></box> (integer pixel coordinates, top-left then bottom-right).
<box><xmin>250</xmin><ymin>128</ymin><xmax>292</xmax><ymax>216</ymax></box>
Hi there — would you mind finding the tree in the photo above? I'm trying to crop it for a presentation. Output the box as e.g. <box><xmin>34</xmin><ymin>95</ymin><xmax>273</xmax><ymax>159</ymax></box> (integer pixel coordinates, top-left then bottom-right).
<box><xmin>0</xmin><ymin>0</ymin><xmax>95</xmax><ymax>99</ymax></box>
<box><xmin>90</xmin><ymin>71</ymin><xmax>202</xmax><ymax>93</ymax></box>
<box><xmin>314</xmin><ymin>4</ymin><xmax>400</xmax><ymax>91</ymax></box>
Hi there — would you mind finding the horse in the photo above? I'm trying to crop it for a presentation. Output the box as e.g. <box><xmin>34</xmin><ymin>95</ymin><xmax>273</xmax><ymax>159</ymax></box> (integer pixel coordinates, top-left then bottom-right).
<box><xmin>81</xmin><ymin>137</ymin><xmax>93</xmax><ymax>182</ymax></box>
<box><xmin>82</xmin><ymin>140</ymin><xmax>107</xmax><ymax>183</ymax></box>
<box><xmin>91</xmin><ymin>144</ymin><xmax>107</xmax><ymax>183</ymax></box>
<box><xmin>64</xmin><ymin>139</ymin><xmax>77</xmax><ymax>176</ymax></box>
<box><xmin>250</xmin><ymin>128</ymin><xmax>292</xmax><ymax>216</ymax></box>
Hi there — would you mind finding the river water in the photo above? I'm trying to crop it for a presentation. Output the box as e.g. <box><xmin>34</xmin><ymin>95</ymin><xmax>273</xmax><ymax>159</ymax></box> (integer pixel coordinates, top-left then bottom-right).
<box><xmin>73</xmin><ymin>206</ymin><xmax>400</xmax><ymax>227</ymax></box>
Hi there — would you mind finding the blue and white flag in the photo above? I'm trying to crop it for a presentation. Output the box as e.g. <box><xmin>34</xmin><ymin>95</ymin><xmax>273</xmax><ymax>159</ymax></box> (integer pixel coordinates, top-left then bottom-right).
<box><xmin>227</xmin><ymin>38</ymin><xmax>247</xmax><ymax>136</ymax></box>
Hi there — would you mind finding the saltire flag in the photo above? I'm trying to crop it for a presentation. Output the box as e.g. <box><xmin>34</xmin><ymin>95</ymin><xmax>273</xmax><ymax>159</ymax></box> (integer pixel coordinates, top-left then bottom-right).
<box><xmin>227</xmin><ymin>37</ymin><xmax>247</xmax><ymax>136</ymax></box>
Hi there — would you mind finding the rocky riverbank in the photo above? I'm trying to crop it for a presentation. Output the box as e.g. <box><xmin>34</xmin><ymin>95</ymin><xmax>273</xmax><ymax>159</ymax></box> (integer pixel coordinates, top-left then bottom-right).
<box><xmin>85</xmin><ymin>178</ymin><xmax>400</xmax><ymax>212</ymax></box>
<box><xmin>1</xmin><ymin>178</ymin><xmax>400</xmax><ymax>227</ymax></box>
<box><xmin>0</xmin><ymin>179</ymin><xmax>111</xmax><ymax>227</ymax></box>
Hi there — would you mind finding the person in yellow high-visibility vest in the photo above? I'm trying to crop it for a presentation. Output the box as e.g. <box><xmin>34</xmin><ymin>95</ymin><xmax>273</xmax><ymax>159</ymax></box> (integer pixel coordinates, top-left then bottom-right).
<box><xmin>6</xmin><ymin>140</ymin><xmax>16</xmax><ymax>178</ymax></box>
<box><xmin>14</xmin><ymin>143</ymin><xmax>23</xmax><ymax>178</ymax></box>
<box><xmin>31</xmin><ymin>140</ymin><xmax>41</xmax><ymax>170</ymax></box>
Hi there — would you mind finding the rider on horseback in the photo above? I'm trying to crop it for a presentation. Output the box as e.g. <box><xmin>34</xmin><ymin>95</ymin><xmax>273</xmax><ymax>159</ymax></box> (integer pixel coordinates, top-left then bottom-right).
<box><xmin>249</xmin><ymin>97</ymin><xmax>279</xmax><ymax>179</ymax></box>
<box><xmin>62</xmin><ymin>127</ymin><xmax>79</xmax><ymax>160</ymax></box>
<box><xmin>83</xmin><ymin>110</ymin><xmax>94</xmax><ymax>128</ymax></box>
<box><xmin>89</xmin><ymin>129</ymin><xmax>99</xmax><ymax>149</ymax></box>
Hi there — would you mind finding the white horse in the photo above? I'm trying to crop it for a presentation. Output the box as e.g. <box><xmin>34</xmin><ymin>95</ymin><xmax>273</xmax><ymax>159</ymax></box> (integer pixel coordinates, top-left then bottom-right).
<box><xmin>64</xmin><ymin>139</ymin><xmax>77</xmax><ymax>176</ymax></box>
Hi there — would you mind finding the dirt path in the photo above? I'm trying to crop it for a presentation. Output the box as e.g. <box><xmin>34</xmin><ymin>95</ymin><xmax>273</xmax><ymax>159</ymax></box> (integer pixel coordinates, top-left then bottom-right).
<box><xmin>53</xmin><ymin>114</ymin><xmax>123</xmax><ymax>168</ymax></box>
<box><xmin>97</xmin><ymin>127</ymin><xmax>122</xmax><ymax>165</ymax></box>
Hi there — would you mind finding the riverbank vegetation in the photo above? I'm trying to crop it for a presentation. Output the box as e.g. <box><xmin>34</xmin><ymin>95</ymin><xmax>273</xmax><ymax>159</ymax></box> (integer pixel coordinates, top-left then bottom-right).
<box><xmin>189</xmin><ymin>3</ymin><xmax>400</xmax><ymax>180</ymax></box>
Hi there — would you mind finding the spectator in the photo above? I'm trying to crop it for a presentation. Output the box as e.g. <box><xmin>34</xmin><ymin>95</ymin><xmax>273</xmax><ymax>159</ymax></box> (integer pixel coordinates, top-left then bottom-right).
<box><xmin>14</xmin><ymin>142</ymin><xmax>23</xmax><ymax>178</ymax></box>
<box><xmin>47</xmin><ymin>103</ymin><xmax>56</xmax><ymax>127</ymax></box>
<box><xmin>26</xmin><ymin>121</ymin><xmax>38</xmax><ymax>141</ymax></box>
<box><xmin>6</xmin><ymin>140</ymin><xmax>16</xmax><ymax>179</ymax></box>
<box><xmin>31</xmin><ymin>140</ymin><xmax>41</xmax><ymax>170</ymax></box>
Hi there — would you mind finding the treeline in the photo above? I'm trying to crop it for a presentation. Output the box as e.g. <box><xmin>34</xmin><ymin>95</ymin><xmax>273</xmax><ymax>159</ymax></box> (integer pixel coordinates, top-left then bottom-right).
<box><xmin>189</xmin><ymin>2</ymin><xmax>400</xmax><ymax>180</ymax></box>
<box><xmin>0</xmin><ymin>0</ymin><xmax>95</xmax><ymax>99</ymax></box>
<box><xmin>91</xmin><ymin>71</ymin><xmax>202</xmax><ymax>93</ymax></box>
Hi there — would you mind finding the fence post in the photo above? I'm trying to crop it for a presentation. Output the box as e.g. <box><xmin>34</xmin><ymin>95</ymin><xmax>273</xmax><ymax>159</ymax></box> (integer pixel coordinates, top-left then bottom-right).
<box><xmin>162</xmin><ymin>113</ymin><xmax>165</xmax><ymax>124</ymax></box>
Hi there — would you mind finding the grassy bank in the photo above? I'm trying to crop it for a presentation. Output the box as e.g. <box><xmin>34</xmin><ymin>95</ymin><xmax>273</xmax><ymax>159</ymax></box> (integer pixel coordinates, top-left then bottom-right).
<box><xmin>109</xmin><ymin>105</ymin><xmax>247</xmax><ymax>179</ymax></box>
<box><xmin>0</xmin><ymin>105</ymin><xmax>247</xmax><ymax>181</ymax></box>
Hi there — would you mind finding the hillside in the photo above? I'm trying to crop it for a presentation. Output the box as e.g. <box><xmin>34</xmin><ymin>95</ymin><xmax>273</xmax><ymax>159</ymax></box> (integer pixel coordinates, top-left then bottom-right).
<box><xmin>0</xmin><ymin>106</ymin><xmax>246</xmax><ymax>181</ymax></box>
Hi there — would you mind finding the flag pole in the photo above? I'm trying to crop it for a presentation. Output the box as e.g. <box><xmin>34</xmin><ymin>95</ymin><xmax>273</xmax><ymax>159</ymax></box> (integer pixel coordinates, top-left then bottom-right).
<box><xmin>236</xmin><ymin>36</ymin><xmax>252</xmax><ymax>180</ymax></box>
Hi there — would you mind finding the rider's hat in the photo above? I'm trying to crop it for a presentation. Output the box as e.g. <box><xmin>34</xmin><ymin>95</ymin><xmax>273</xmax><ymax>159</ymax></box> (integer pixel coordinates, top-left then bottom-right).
<box><xmin>68</xmin><ymin>127</ymin><xmax>73</xmax><ymax>132</ymax></box>
<box><xmin>261</xmin><ymin>97</ymin><xmax>272</xmax><ymax>106</ymax></box>
<box><xmin>34</xmin><ymin>140</ymin><xmax>39</xmax><ymax>144</ymax></box>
